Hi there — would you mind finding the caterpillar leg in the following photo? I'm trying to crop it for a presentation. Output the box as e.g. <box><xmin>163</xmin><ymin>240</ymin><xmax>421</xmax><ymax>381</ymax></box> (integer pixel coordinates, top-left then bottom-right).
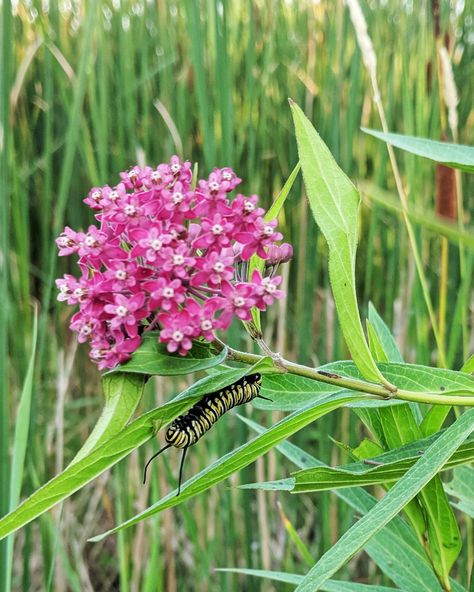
<box><xmin>176</xmin><ymin>446</ymin><xmax>189</xmax><ymax>497</ymax></box>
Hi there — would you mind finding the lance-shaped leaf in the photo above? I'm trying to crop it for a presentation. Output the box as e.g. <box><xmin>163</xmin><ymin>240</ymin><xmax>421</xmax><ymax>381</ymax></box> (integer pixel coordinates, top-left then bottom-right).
<box><xmin>241</xmin><ymin>417</ymin><xmax>444</xmax><ymax>592</ymax></box>
<box><xmin>217</xmin><ymin>568</ymin><xmax>401</xmax><ymax>591</ymax></box>
<box><xmin>248</xmin><ymin>161</ymin><xmax>300</xmax><ymax>332</ymax></box>
<box><xmin>445</xmin><ymin>466</ymin><xmax>474</xmax><ymax>518</ymax></box>
<box><xmin>254</xmin><ymin>361</ymin><xmax>474</xmax><ymax>413</ymax></box>
<box><xmin>291</xmin><ymin>437</ymin><xmax>474</xmax><ymax>492</ymax></box>
<box><xmin>290</xmin><ymin>100</ymin><xmax>394</xmax><ymax>391</ymax></box>
<box><xmin>0</xmin><ymin>362</ymin><xmax>266</xmax><ymax>542</ymax></box>
<box><xmin>362</xmin><ymin>129</ymin><xmax>474</xmax><ymax>173</ymax></box>
<box><xmin>107</xmin><ymin>333</ymin><xmax>227</xmax><ymax>376</ymax></box>
<box><xmin>72</xmin><ymin>373</ymin><xmax>146</xmax><ymax>464</ymax></box>
<box><xmin>294</xmin><ymin>408</ymin><xmax>474</xmax><ymax>592</ymax></box>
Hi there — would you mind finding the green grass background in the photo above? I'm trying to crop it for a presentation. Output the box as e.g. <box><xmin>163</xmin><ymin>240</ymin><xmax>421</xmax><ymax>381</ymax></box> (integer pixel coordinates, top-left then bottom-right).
<box><xmin>2</xmin><ymin>0</ymin><xmax>473</xmax><ymax>590</ymax></box>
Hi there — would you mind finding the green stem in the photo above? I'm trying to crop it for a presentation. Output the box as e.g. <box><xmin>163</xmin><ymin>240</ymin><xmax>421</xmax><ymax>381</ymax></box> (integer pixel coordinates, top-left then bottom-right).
<box><xmin>221</xmin><ymin>344</ymin><xmax>474</xmax><ymax>407</ymax></box>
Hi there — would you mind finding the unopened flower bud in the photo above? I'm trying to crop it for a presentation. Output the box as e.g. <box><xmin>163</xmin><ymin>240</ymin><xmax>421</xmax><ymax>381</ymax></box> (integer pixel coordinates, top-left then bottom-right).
<box><xmin>265</xmin><ymin>242</ymin><xmax>293</xmax><ymax>266</ymax></box>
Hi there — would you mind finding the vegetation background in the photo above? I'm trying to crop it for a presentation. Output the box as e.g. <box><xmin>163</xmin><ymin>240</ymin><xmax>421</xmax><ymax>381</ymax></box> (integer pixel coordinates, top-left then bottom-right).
<box><xmin>1</xmin><ymin>0</ymin><xmax>473</xmax><ymax>590</ymax></box>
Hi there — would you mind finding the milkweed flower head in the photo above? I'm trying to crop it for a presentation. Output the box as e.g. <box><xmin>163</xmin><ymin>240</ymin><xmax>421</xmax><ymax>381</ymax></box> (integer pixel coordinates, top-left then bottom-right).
<box><xmin>56</xmin><ymin>157</ymin><xmax>292</xmax><ymax>369</ymax></box>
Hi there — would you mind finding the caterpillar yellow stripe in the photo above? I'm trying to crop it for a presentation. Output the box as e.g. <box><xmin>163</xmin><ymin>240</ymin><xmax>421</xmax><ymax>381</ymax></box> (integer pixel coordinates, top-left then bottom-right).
<box><xmin>143</xmin><ymin>373</ymin><xmax>265</xmax><ymax>495</ymax></box>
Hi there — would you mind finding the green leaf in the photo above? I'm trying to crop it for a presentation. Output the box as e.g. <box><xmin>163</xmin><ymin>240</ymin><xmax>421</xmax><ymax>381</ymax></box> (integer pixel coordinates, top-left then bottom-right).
<box><xmin>352</xmin><ymin>438</ymin><xmax>384</xmax><ymax>460</ymax></box>
<box><xmin>89</xmin><ymin>390</ymin><xmax>365</xmax><ymax>542</ymax></box>
<box><xmin>349</xmin><ymin>321</ymin><xmax>461</xmax><ymax>586</ymax></box>
<box><xmin>420</xmin><ymin>405</ymin><xmax>452</xmax><ymax>437</ymax></box>
<box><xmin>294</xmin><ymin>408</ymin><xmax>474</xmax><ymax>592</ymax></box>
<box><xmin>9</xmin><ymin>311</ymin><xmax>37</xmax><ymax>509</ymax></box>
<box><xmin>290</xmin><ymin>101</ymin><xmax>393</xmax><ymax>390</ymax></box>
<box><xmin>0</xmin><ymin>364</ymin><xmax>265</xmax><ymax>542</ymax></box>
<box><xmin>445</xmin><ymin>466</ymin><xmax>474</xmax><ymax>518</ymax></box>
<box><xmin>238</xmin><ymin>478</ymin><xmax>295</xmax><ymax>491</ymax></box>
<box><xmin>362</xmin><ymin>128</ymin><xmax>474</xmax><ymax>173</ymax></box>
<box><xmin>217</xmin><ymin>568</ymin><xmax>400</xmax><ymax>591</ymax></box>
<box><xmin>277</xmin><ymin>502</ymin><xmax>314</xmax><ymax>566</ymax></box>
<box><xmin>366</xmin><ymin>320</ymin><xmax>389</xmax><ymax>363</ymax></box>
<box><xmin>252</xmin><ymin>372</ymin><xmax>343</xmax><ymax>411</ymax></box>
<box><xmin>265</xmin><ymin>361</ymin><xmax>474</xmax><ymax>413</ymax></box>
<box><xmin>359</xmin><ymin>181</ymin><xmax>474</xmax><ymax>249</ymax></box>
<box><xmin>254</xmin><ymin>372</ymin><xmax>403</xmax><ymax>412</ymax></box>
<box><xmin>461</xmin><ymin>354</ymin><xmax>474</xmax><ymax>374</ymax></box>
<box><xmin>71</xmin><ymin>373</ymin><xmax>147</xmax><ymax>464</ymax></box>
<box><xmin>367</xmin><ymin>303</ymin><xmax>404</xmax><ymax>363</ymax></box>
<box><xmin>265</xmin><ymin>161</ymin><xmax>301</xmax><ymax>222</ymax></box>
<box><xmin>242</xmin><ymin>417</ymin><xmax>443</xmax><ymax>592</ymax></box>
<box><xmin>323</xmin><ymin>361</ymin><xmax>474</xmax><ymax>397</ymax></box>
<box><xmin>291</xmin><ymin>437</ymin><xmax>474</xmax><ymax>491</ymax></box>
<box><xmin>248</xmin><ymin>161</ymin><xmax>301</xmax><ymax>332</ymax></box>
<box><xmin>108</xmin><ymin>333</ymin><xmax>227</xmax><ymax>376</ymax></box>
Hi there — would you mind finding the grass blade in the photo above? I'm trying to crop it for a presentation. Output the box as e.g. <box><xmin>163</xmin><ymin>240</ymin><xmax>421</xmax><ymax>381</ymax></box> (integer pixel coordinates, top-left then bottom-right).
<box><xmin>0</xmin><ymin>1</ymin><xmax>13</xmax><ymax>588</ymax></box>
<box><xmin>5</xmin><ymin>309</ymin><xmax>37</xmax><ymax>590</ymax></box>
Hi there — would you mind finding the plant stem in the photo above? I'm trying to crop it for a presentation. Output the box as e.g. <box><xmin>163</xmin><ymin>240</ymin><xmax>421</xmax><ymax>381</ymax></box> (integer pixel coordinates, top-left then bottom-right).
<box><xmin>217</xmin><ymin>342</ymin><xmax>474</xmax><ymax>407</ymax></box>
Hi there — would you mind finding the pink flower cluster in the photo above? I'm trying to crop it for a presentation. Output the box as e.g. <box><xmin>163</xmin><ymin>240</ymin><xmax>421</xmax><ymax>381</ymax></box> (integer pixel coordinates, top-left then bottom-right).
<box><xmin>56</xmin><ymin>157</ymin><xmax>292</xmax><ymax>370</ymax></box>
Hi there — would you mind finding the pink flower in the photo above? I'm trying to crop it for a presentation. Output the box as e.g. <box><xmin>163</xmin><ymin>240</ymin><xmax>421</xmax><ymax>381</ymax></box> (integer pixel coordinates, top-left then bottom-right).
<box><xmin>230</xmin><ymin>194</ymin><xmax>265</xmax><ymax>230</ymax></box>
<box><xmin>190</xmin><ymin>250</ymin><xmax>234</xmax><ymax>287</ymax></box>
<box><xmin>265</xmin><ymin>242</ymin><xmax>294</xmax><ymax>266</ymax></box>
<box><xmin>162</xmin><ymin>181</ymin><xmax>194</xmax><ymax>217</ymax></box>
<box><xmin>56</xmin><ymin>274</ymin><xmax>87</xmax><ymax>304</ymax></box>
<box><xmin>158</xmin><ymin>310</ymin><xmax>196</xmax><ymax>354</ymax></box>
<box><xmin>144</xmin><ymin>277</ymin><xmax>186</xmax><ymax>311</ymax></box>
<box><xmin>100</xmin><ymin>183</ymin><xmax>128</xmax><ymax>210</ymax></box>
<box><xmin>56</xmin><ymin>226</ymin><xmax>82</xmax><ymax>256</ymax></box>
<box><xmin>102</xmin><ymin>193</ymin><xmax>147</xmax><ymax>228</ymax></box>
<box><xmin>129</xmin><ymin>225</ymin><xmax>172</xmax><ymax>263</ymax></box>
<box><xmin>90</xmin><ymin>333</ymin><xmax>142</xmax><ymax>370</ymax></box>
<box><xmin>104</xmin><ymin>293</ymin><xmax>148</xmax><ymax>337</ymax></box>
<box><xmin>220</xmin><ymin>281</ymin><xmax>256</xmax><ymax>325</ymax></box>
<box><xmin>160</xmin><ymin>244</ymin><xmax>196</xmax><ymax>279</ymax></box>
<box><xmin>120</xmin><ymin>166</ymin><xmax>151</xmax><ymax>190</ymax></box>
<box><xmin>185</xmin><ymin>298</ymin><xmax>225</xmax><ymax>341</ymax></box>
<box><xmin>235</xmin><ymin>217</ymin><xmax>283</xmax><ymax>260</ymax></box>
<box><xmin>251</xmin><ymin>270</ymin><xmax>285</xmax><ymax>309</ymax></box>
<box><xmin>56</xmin><ymin>157</ymin><xmax>291</xmax><ymax>369</ymax></box>
<box><xmin>193</xmin><ymin>214</ymin><xmax>234</xmax><ymax>250</ymax></box>
<box><xmin>84</xmin><ymin>186</ymin><xmax>105</xmax><ymax>210</ymax></box>
<box><xmin>70</xmin><ymin>312</ymin><xmax>103</xmax><ymax>343</ymax></box>
<box><xmin>77</xmin><ymin>226</ymin><xmax>126</xmax><ymax>267</ymax></box>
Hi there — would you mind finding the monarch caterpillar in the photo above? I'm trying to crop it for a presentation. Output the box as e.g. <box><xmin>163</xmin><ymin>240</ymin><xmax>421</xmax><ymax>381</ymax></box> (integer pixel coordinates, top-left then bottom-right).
<box><xmin>143</xmin><ymin>373</ymin><xmax>268</xmax><ymax>495</ymax></box>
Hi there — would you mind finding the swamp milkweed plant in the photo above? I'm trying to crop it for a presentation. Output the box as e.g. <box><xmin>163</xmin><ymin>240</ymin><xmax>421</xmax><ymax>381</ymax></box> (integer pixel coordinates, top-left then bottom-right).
<box><xmin>55</xmin><ymin>156</ymin><xmax>293</xmax><ymax>369</ymax></box>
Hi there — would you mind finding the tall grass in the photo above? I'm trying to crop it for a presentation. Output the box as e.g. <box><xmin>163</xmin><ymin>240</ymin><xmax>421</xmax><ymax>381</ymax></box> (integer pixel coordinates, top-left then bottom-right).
<box><xmin>4</xmin><ymin>0</ymin><xmax>473</xmax><ymax>589</ymax></box>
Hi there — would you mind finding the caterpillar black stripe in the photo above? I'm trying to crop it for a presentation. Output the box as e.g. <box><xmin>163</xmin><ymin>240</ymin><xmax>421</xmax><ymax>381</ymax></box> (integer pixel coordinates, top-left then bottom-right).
<box><xmin>143</xmin><ymin>373</ymin><xmax>267</xmax><ymax>495</ymax></box>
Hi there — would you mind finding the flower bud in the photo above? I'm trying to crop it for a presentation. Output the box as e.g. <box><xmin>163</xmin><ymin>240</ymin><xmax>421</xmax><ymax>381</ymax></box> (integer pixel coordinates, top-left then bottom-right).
<box><xmin>265</xmin><ymin>242</ymin><xmax>293</xmax><ymax>266</ymax></box>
